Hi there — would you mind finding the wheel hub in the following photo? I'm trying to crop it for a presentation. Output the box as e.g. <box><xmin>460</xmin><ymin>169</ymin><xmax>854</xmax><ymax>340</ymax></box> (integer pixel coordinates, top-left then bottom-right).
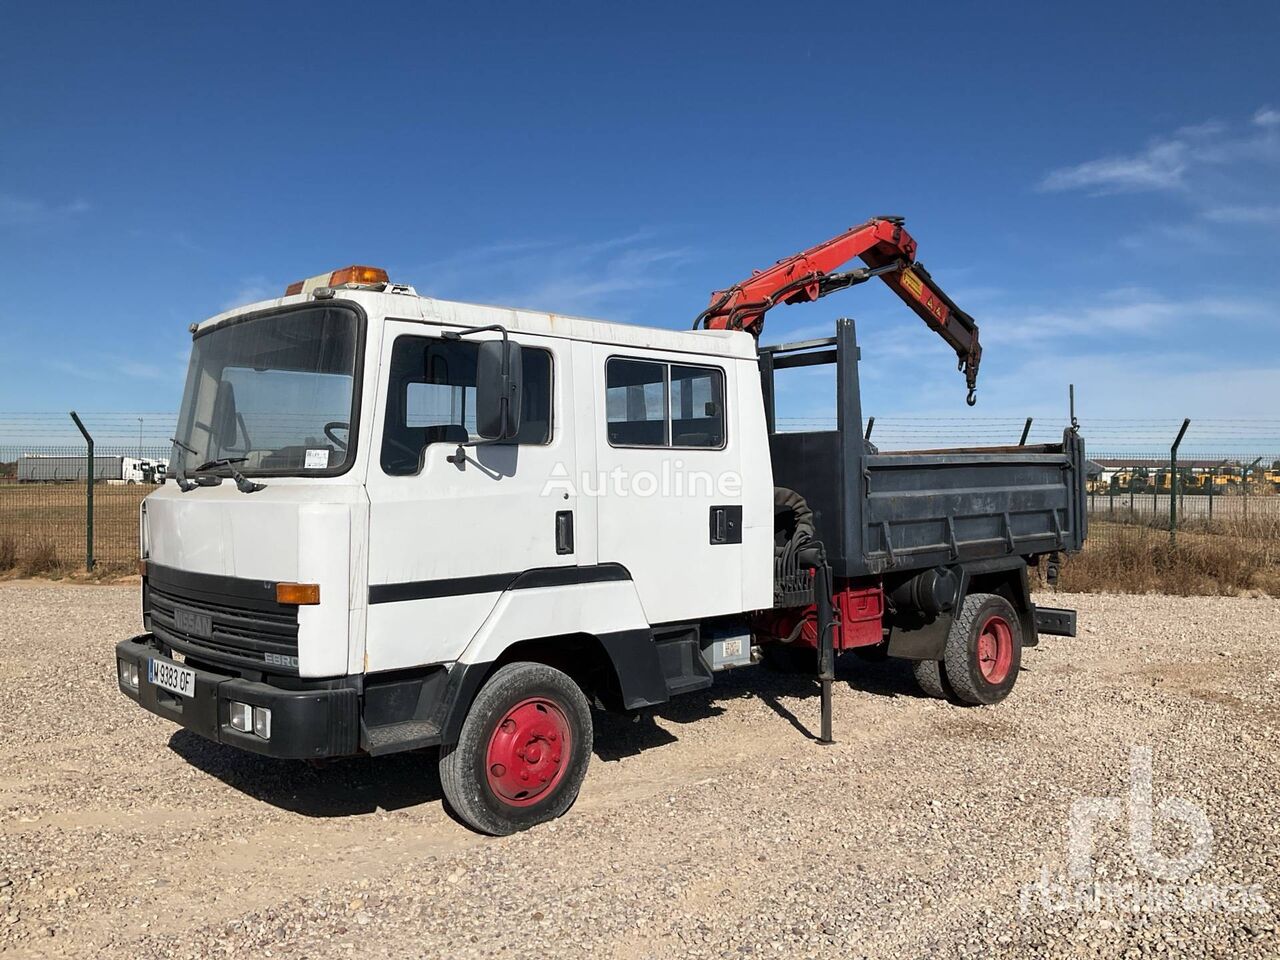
<box><xmin>976</xmin><ymin>615</ymin><xmax>1013</xmax><ymax>684</ymax></box>
<box><xmin>485</xmin><ymin>697</ymin><xmax>571</xmax><ymax>806</ymax></box>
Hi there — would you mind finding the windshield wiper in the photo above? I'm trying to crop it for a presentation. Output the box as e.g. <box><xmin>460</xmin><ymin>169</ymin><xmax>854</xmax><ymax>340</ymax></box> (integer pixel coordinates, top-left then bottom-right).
<box><xmin>192</xmin><ymin>457</ymin><xmax>266</xmax><ymax>494</ymax></box>
<box><xmin>193</xmin><ymin>456</ymin><xmax>248</xmax><ymax>472</ymax></box>
<box><xmin>170</xmin><ymin>437</ymin><xmax>201</xmax><ymax>492</ymax></box>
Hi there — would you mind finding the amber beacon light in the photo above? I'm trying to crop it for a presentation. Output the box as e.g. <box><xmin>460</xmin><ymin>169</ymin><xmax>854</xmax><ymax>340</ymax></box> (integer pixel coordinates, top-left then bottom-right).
<box><xmin>285</xmin><ymin>265</ymin><xmax>389</xmax><ymax>296</ymax></box>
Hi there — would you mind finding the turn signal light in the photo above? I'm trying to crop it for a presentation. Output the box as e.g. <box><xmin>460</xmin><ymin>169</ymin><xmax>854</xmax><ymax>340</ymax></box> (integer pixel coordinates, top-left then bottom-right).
<box><xmin>285</xmin><ymin>265</ymin><xmax>389</xmax><ymax>296</ymax></box>
<box><xmin>276</xmin><ymin>582</ymin><xmax>321</xmax><ymax>605</ymax></box>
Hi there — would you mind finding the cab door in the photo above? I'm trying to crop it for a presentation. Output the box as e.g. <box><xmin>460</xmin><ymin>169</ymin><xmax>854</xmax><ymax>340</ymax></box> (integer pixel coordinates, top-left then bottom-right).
<box><xmin>364</xmin><ymin>322</ymin><xmax>578</xmax><ymax>673</ymax></box>
<box><xmin>590</xmin><ymin>346</ymin><xmax>743</xmax><ymax>624</ymax></box>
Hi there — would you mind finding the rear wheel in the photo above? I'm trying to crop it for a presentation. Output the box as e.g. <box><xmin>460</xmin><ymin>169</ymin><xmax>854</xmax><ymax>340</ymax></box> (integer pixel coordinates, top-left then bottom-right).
<box><xmin>911</xmin><ymin>659</ymin><xmax>948</xmax><ymax>698</ymax></box>
<box><xmin>943</xmin><ymin>593</ymin><xmax>1022</xmax><ymax>705</ymax></box>
<box><xmin>439</xmin><ymin>662</ymin><xmax>593</xmax><ymax>836</ymax></box>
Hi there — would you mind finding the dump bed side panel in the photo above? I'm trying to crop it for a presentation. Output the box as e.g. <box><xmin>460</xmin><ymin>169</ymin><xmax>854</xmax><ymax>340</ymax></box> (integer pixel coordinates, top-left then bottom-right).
<box><xmin>770</xmin><ymin>429</ymin><xmax>1086</xmax><ymax>579</ymax></box>
<box><xmin>858</xmin><ymin>431</ymin><xmax>1085</xmax><ymax>575</ymax></box>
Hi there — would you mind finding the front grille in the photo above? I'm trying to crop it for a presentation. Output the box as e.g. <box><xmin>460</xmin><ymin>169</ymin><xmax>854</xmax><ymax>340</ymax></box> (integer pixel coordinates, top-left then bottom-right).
<box><xmin>146</xmin><ymin>566</ymin><xmax>300</xmax><ymax>675</ymax></box>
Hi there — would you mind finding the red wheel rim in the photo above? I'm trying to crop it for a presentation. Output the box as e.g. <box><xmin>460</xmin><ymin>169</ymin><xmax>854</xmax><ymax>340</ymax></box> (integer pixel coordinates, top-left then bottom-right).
<box><xmin>976</xmin><ymin>615</ymin><xmax>1014</xmax><ymax>684</ymax></box>
<box><xmin>485</xmin><ymin>697</ymin><xmax>572</xmax><ymax>807</ymax></box>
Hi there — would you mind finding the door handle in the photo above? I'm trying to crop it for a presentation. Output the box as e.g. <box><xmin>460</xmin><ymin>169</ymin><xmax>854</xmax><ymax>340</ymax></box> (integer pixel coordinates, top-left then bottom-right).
<box><xmin>709</xmin><ymin>505</ymin><xmax>742</xmax><ymax>545</ymax></box>
<box><xmin>555</xmin><ymin>510</ymin><xmax>574</xmax><ymax>555</ymax></box>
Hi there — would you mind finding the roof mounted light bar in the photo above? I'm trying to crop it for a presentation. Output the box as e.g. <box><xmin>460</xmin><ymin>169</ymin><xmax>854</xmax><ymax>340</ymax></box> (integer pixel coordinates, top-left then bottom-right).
<box><xmin>285</xmin><ymin>265</ymin><xmax>389</xmax><ymax>297</ymax></box>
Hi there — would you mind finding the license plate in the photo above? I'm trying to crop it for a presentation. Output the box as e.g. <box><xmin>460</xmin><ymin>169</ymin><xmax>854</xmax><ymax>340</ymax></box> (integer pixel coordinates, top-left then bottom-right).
<box><xmin>148</xmin><ymin>657</ymin><xmax>196</xmax><ymax>698</ymax></box>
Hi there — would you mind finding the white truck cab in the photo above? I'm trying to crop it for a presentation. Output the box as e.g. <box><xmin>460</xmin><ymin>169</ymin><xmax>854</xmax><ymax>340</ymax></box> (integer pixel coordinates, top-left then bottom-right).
<box><xmin>117</xmin><ymin>265</ymin><xmax>1084</xmax><ymax>835</ymax></box>
<box><xmin>118</xmin><ymin>272</ymin><xmax>776</xmax><ymax>833</ymax></box>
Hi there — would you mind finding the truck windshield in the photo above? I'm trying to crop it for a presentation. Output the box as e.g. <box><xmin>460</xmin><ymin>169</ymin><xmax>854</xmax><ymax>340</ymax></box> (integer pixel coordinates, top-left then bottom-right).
<box><xmin>172</xmin><ymin>305</ymin><xmax>362</xmax><ymax>476</ymax></box>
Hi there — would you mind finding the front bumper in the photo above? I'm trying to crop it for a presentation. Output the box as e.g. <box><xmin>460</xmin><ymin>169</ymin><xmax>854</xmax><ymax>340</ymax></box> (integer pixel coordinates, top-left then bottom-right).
<box><xmin>115</xmin><ymin>634</ymin><xmax>359</xmax><ymax>759</ymax></box>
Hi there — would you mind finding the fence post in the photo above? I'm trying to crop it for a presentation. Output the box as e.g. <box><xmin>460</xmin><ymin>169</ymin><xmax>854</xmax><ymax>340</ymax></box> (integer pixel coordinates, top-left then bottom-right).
<box><xmin>69</xmin><ymin>411</ymin><xmax>94</xmax><ymax>571</ymax></box>
<box><xmin>1244</xmin><ymin>457</ymin><xmax>1263</xmax><ymax>523</ymax></box>
<box><xmin>1019</xmin><ymin>417</ymin><xmax>1033</xmax><ymax>445</ymax></box>
<box><xmin>1169</xmin><ymin>418</ymin><xmax>1190</xmax><ymax>544</ymax></box>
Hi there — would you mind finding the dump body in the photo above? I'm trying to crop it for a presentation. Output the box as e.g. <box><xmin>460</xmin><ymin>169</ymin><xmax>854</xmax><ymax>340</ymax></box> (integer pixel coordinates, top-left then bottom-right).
<box><xmin>771</xmin><ymin>434</ymin><xmax>1086</xmax><ymax>578</ymax></box>
<box><xmin>762</xmin><ymin>320</ymin><xmax>1085</xmax><ymax>578</ymax></box>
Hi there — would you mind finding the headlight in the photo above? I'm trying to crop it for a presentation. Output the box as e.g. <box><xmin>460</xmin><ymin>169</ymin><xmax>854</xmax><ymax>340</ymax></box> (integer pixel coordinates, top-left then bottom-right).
<box><xmin>229</xmin><ymin>701</ymin><xmax>271</xmax><ymax>739</ymax></box>
<box><xmin>118</xmin><ymin>660</ymin><xmax>139</xmax><ymax>688</ymax></box>
<box><xmin>229</xmin><ymin>701</ymin><xmax>252</xmax><ymax>732</ymax></box>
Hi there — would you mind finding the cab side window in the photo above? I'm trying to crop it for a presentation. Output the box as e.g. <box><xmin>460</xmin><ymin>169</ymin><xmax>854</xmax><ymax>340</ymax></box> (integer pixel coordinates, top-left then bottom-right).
<box><xmin>670</xmin><ymin>364</ymin><xmax>725</xmax><ymax>447</ymax></box>
<box><xmin>381</xmin><ymin>336</ymin><xmax>552</xmax><ymax>476</ymax></box>
<box><xmin>605</xmin><ymin>359</ymin><xmax>667</xmax><ymax>446</ymax></box>
<box><xmin>606</xmin><ymin>358</ymin><xmax>725</xmax><ymax>449</ymax></box>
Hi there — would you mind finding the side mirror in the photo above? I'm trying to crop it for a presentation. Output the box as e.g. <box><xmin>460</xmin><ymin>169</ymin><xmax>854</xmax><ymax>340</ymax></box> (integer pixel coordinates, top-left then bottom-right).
<box><xmin>475</xmin><ymin>339</ymin><xmax>523</xmax><ymax>440</ymax></box>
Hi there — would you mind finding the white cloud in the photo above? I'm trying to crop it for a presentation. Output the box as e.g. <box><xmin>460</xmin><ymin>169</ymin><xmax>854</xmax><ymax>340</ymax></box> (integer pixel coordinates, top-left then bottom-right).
<box><xmin>1254</xmin><ymin>106</ymin><xmax>1280</xmax><ymax>127</ymax></box>
<box><xmin>1200</xmin><ymin>204</ymin><xmax>1280</xmax><ymax>224</ymax></box>
<box><xmin>411</xmin><ymin>232</ymin><xmax>695</xmax><ymax>320</ymax></box>
<box><xmin>0</xmin><ymin>194</ymin><xmax>90</xmax><ymax>227</ymax></box>
<box><xmin>221</xmin><ymin>277</ymin><xmax>273</xmax><ymax>311</ymax></box>
<box><xmin>1040</xmin><ymin>139</ymin><xmax>1190</xmax><ymax>193</ymax></box>
<box><xmin>1038</xmin><ymin>109</ymin><xmax>1279</xmax><ymax>195</ymax></box>
<box><xmin>973</xmin><ymin>289</ymin><xmax>1265</xmax><ymax>347</ymax></box>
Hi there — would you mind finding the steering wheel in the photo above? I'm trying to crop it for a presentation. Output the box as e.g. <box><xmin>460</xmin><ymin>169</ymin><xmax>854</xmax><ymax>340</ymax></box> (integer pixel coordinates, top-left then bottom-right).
<box><xmin>323</xmin><ymin>421</ymin><xmax>350</xmax><ymax>451</ymax></box>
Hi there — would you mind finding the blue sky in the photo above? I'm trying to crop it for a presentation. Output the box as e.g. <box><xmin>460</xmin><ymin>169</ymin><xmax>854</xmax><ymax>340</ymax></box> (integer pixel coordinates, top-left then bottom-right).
<box><xmin>1</xmin><ymin>0</ymin><xmax>1277</xmax><ymax>446</ymax></box>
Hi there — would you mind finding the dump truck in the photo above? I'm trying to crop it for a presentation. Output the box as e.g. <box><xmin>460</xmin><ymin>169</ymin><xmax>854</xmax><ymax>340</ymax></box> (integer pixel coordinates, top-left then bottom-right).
<box><xmin>115</xmin><ymin>217</ymin><xmax>1085</xmax><ymax>835</ymax></box>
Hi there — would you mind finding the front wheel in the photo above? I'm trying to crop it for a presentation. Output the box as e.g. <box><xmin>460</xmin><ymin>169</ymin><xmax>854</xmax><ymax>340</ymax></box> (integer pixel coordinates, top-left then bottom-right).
<box><xmin>439</xmin><ymin>662</ymin><xmax>593</xmax><ymax>836</ymax></box>
<box><xmin>943</xmin><ymin>593</ymin><xmax>1023</xmax><ymax>705</ymax></box>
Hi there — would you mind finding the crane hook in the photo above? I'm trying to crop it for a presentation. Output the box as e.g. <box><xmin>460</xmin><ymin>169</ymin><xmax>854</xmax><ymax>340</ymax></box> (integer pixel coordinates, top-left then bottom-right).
<box><xmin>966</xmin><ymin>387</ymin><xmax>977</xmax><ymax>407</ymax></box>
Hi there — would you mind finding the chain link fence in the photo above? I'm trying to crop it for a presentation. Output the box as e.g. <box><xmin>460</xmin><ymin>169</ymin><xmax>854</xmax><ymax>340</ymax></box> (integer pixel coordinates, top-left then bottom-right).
<box><xmin>1078</xmin><ymin>452</ymin><xmax>1280</xmax><ymax>594</ymax></box>
<box><xmin>0</xmin><ymin>443</ymin><xmax>171</xmax><ymax>573</ymax></box>
<box><xmin>1</xmin><ymin>412</ymin><xmax>1278</xmax><ymax>592</ymax></box>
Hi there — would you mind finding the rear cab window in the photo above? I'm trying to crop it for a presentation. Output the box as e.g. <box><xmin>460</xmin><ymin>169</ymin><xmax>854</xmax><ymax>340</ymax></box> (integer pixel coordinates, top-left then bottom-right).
<box><xmin>606</xmin><ymin>358</ymin><xmax>725</xmax><ymax>448</ymax></box>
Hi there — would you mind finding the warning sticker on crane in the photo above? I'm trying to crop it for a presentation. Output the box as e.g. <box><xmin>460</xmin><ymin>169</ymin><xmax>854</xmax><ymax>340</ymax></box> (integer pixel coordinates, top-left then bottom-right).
<box><xmin>899</xmin><ymin>267</ymin><xmax>925</xmax><ymax>298</ymax></box>
<box><xmin>898</xmin><ymin>268</ymin><xmax>949</xmax><ymax>325</ymax></box>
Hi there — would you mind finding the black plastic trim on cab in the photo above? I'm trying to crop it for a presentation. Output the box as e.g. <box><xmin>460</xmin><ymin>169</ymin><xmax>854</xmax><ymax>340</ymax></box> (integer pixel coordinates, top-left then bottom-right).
<box><xmin>368</xmin><ymin>562</ymin><xmax>632</xmax><ymax>604</ymax></box>
<box><xmin>144</xmin><ymin>560</ymin><xmax>281</xmax><ymax>610</ymax></box>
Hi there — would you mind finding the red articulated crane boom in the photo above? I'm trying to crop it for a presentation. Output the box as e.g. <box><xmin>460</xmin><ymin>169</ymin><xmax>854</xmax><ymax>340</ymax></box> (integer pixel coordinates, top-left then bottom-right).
<box><xmin>694</xmin><ymin>216</ymin><xmax>983</xmax><ymax>405</ymax></box>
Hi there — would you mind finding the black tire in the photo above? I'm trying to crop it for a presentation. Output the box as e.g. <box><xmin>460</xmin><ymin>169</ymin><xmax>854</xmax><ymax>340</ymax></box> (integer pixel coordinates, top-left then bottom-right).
<box><xmin>759</xmin><ymin>643</ymin><xmax>819</xmax><ymax>674</ymax></box>
<box><xmin>911</xmin><ymin>659</ymin><xmax>948</xmax><ymax>698</ymax></box>
<box><xmin>439</xmin><ymin>662</ymin><xmax>593</xmax><ymax>836</ymax></box>
<box><xmin>943</xmin><ymin>593</ymin><xmax>1023</xmax><ymax>706</ymax></box>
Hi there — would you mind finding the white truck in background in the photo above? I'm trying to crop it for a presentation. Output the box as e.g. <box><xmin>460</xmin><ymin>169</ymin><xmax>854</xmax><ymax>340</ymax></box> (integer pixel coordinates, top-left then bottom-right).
<box><xmin>18</xmin><ymin>454</ymin><xmax>166</xmax><ymax>484</ymax></box>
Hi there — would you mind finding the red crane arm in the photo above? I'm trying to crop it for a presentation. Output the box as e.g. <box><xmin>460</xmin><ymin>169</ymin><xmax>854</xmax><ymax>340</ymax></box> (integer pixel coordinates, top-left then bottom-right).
<box><xmin>695</xmin><ymin>216</ymin><xmax>983</xmax><ymax>404</ymax></box>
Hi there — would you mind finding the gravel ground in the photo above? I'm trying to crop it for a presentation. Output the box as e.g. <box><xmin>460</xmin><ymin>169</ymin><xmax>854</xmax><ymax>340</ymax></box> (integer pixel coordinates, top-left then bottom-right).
<box><xmin>1</xmin><ymin>582</ymin><xmax>1277</xmax><ymax>959</ymax></box>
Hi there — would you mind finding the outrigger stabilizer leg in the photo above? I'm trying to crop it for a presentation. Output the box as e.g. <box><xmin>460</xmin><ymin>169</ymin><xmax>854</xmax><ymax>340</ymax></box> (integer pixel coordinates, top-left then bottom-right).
<box><xmin>814</xmin><ymin>561</ymin><xmax>835</xmax><ymax>745</ymax></box>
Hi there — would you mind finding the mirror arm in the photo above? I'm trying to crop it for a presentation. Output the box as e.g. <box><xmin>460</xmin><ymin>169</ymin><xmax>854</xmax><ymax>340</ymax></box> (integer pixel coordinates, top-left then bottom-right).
<box><xmin>443</xmin><ymin>323</ymin><xmax>514</xmax><ymax>411</ymax></box>
<box><xmin>442</xmin><ymin>323</ymin><xmax>520</xmax><ymax>460</ymax></box>
<box><xmin>445</xmin><ymin>435</ymin><xmax>502</xmax><ymax>466</ymax></box>
<box><xmin>442</xmin><ymin>323</ymin><xmax>510</xmax><ymax>343</ymax></box>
